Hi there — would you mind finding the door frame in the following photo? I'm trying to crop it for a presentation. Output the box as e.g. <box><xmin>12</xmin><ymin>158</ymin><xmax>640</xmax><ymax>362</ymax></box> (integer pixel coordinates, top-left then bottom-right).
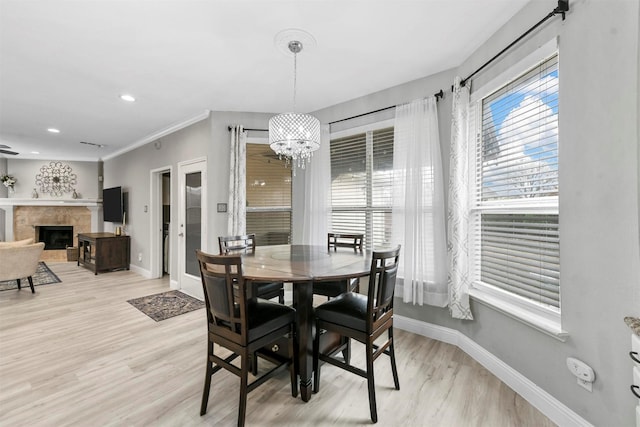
<box><xmin>149</xmin><ymin>165</ymin><xmax>172</xmax><ymax>282</ymax></box>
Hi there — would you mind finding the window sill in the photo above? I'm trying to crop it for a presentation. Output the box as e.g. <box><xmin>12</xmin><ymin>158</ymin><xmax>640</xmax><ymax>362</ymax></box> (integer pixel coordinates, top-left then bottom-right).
<box><xmin>469</xmin><ymin>288</ymin><xmax>569</xmax><ymax>342</ymax></box>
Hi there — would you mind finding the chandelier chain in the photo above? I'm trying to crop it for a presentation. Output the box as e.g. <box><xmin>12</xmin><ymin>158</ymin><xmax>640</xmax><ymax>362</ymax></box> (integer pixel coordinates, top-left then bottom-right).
<box><xmin>292</xmin><ymin>51</ymin><xmax>297</xmax><ymax>112</ymax></box>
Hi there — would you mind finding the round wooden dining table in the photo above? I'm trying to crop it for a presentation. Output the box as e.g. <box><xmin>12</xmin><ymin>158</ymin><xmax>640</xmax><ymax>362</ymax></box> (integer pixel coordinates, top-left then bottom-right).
<box><xmin>241</xmin><ymin>244</ymin><xmax>372</xmax><ymax>402</ymax></box>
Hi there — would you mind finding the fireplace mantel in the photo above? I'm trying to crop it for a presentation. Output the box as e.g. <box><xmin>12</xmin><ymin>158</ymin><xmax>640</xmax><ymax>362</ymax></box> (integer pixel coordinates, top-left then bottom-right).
<box><xmin>0</xmin><ymin>198</ymin><xmax>101</xmax><ymax>207</ymax></box>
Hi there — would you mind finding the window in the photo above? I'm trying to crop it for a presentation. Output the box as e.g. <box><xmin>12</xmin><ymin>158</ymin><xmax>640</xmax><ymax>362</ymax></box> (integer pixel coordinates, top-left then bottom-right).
<box><xmin>470</xmin><ymin>53</ymin><xmax>560</xmax><ymax>324</ymax></box>
<box><xmin>330</xmin><ymin>126</ymin><xmax>394</xmax><ymax>249</ymax></box>
<box><xmin>246</xmin><ymin>143</ymin><xmax>292</xmax><ymax>246</ymax></box>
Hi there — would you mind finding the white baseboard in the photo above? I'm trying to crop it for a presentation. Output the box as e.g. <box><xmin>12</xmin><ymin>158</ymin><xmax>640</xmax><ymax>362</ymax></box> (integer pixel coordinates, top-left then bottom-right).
<box><xmin>394</xmin><ymin>315</ymin><xmax>593</xmax><ymax>427</ymax></box>
<box><xmin>128</xmin><ymin>264</ymin><xmax>151</xmax><ymax>278</ymax></box>
<box><xmin>128</xmin><ymin>267</ymin><xmax>178</xmax><ymax>289</ymax></box>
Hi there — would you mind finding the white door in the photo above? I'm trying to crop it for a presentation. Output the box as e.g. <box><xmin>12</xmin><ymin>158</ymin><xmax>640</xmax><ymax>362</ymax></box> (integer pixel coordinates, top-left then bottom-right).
<box><xmin>178</xmin><ymin>158</ymin><xmax>207</xmax><ymax>299</ymax></box>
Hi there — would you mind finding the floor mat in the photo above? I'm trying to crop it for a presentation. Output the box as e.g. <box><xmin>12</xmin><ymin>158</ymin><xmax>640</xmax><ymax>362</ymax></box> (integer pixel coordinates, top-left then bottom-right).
<box><xmin>0</xmin><ymin>262</ymin><xmax>61</xmax><ymax>291</ymax></box>
<box><xmin>127</xmin><ymin>290</ymin><xmax>205</xmax><ymax>322</ymax></box>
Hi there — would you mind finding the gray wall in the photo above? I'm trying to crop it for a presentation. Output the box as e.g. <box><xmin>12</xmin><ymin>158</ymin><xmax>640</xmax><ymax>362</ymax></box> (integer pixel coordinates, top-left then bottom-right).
<box><xmin>0</xmin><ymin>159</ymin><xmax>99</xmax><ymax>199</ymax></box>
<box><xmin>100</xmin><ymin>0</ymin><xmax>639</xmax><ymax>425</ymax></box>
<box><xmin>0</xmin><ymin>157</ymin><xmax>7</xmax><ymax>199</ymax></box>
<box><xmin>0</xmin><ymin>157</ymin><xmax>5</xmax><ymax>240</ymax></box>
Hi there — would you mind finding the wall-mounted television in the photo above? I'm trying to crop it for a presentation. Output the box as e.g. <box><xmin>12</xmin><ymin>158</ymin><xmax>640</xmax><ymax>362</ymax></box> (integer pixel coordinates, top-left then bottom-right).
<box><xmin>103</xmin><ymin>186</ymin><xmax>124</xmax><ymax>223</ymax></box>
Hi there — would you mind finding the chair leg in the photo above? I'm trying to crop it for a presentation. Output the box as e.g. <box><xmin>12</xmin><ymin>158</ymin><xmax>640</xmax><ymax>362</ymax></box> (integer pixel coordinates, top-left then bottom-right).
<box><xmin>278</xmin><ymin>288</ymin><xmax>285</xmax><ymax>305</ymax></box>
<box><xmin>16</xmin><ymin>278</ymin><xmax>21</xmax><ymax>290</ymax></box>
<box><xmin>28</xmin><ymin>276</ymin><xmax>35</xmax><ymax>293</ymax></box>
<box><xmin>341</xmin><ymin>337</ymin><xmax>351</xmax><ymax>365</ymax></box>
<box><xmin>366</xmin><ymin>340</ymin><xmax>378</xmax><ymax>423</ymax></box>
<box><xmin>251</xmin><ymin>353</ymin><xmax>258</xmax><ymax>376</ymax></box>
<box><xmin>238</xmin><ymin>350</ymin><xmax>249</xmax><ymax>427</ymax></box>
<box><xmin>200</xmin><ymin>341</ymin><xmax>214</xmax><ymax>416</ymax></box>
<box><xmin>389</xmin><ymin>327</ymin><xmax>400</xmax><ymax>390</ymax></box>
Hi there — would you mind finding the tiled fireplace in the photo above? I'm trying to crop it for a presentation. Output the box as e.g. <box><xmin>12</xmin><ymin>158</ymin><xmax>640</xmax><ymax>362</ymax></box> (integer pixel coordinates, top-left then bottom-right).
<box><xmin>0</xmin><ymin>199</ymin><xmax>102</xmax><ymax>261</ymax></box>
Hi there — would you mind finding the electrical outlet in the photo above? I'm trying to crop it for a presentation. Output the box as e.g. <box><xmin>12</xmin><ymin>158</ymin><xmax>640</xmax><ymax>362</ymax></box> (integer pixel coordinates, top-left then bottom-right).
<box><xmin>138</xmin><ymin>253</ymin><xmax>142</xmax><ymax>262</ymax></box>
<box><xmin>566</xmin><ymin>357</ymin><xmax>595</xmax><ymax>392</ymax></box>
<box><xmin>577</xmin><ymin>378</ymin><xmax>592</xmax><ymax>392</ymax></box>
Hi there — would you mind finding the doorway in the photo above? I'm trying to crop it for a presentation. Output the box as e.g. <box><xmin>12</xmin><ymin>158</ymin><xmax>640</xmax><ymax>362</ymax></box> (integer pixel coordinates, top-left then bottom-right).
<box><xmin>162</xmin><ymin>172</ymin><xmax>170</xmax><ymax>276</ymax></box>
<box><xmin>150</xmin><ymin>166</ymin><xmax>172</xmax><ymax>282</ymax></box>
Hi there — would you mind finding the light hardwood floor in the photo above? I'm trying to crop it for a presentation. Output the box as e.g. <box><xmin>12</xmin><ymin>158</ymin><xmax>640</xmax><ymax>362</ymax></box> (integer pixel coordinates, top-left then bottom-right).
<box><xmin>0</xmin><ymin>262</ymin><xmax>555</xmax><ymax>426</ymax></box>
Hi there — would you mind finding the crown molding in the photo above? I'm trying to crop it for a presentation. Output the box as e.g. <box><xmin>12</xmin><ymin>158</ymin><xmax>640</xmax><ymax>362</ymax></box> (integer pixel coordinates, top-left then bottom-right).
<box><xmin>101</xmin><ymin>110</ymin><xmax>211</xmax><ymax>161</ymax></box>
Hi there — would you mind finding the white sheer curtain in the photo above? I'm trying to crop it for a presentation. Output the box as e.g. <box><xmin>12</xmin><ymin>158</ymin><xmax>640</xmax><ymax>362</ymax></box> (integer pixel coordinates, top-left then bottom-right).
<box><xmin>448</xmin><ymin>77</ymin><xmax>474</xmax><ymax>320</ymax></box>
<box><xmin>228</xmin><ymin>125</ymin><xmax>246</xmax><ymax>236</ymax></box>
<box><xmin>301</xmin><ymin>124</ymin><xmax>331</xmax><ymax>245</ymax></box>
<box><xmin>392</xmin><ymin>97</ymin><xmax>447</xmax><ymax>306</ymax></box>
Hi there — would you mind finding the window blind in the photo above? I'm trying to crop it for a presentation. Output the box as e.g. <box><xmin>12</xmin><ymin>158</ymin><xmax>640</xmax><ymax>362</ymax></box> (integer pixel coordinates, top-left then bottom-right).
<box><xmin>479</xmin><ymin>213</ymin><xmax>559</xmax><ymax>307</ymax></box>
<box><xmin>330</xmin><ymin>127</ymin><xmax>394</xmax><ymax>249</ymax></box>
<box><xmin>246</xmin><ymin>143</ymin><xmax>292</xmax><ymax>245</ymax></box>
<box><xmin>478</xmin><ymin>54</ymin><xmax>559</xmax><ymax>201</ymax></box>
<box><xmin>473</xmin><ymin>53</ymin><xmax>560</xmax><ymax>310</ymax></box>
<box><xmin>246</xmin><ymin>144</ymin><xmax>291</xmax><ymax>207</ymax></box>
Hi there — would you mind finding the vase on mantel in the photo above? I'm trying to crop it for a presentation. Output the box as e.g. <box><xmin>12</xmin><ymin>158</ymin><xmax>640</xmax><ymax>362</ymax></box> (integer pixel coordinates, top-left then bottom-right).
<box><xmin>72</xmin><ymin>189</ymin><xmax>78</xmax><ymax>199</ymax></box>
<box><xmin>32</xmin><ymin>188</ymin><xmax>38</xmax><ymax>199</ymax></box>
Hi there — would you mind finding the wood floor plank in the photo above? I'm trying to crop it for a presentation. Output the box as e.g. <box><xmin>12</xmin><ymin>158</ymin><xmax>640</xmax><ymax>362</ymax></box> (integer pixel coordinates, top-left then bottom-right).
<box><xmin>0</xmin><ymin>262</ymin><xmax>555</xmax><ymax>426</ymax></box>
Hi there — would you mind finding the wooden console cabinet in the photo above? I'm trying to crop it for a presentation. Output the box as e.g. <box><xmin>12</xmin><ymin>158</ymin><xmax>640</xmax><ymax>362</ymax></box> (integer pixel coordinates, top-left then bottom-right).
<box><xmin>77</xmin><ymin>233</ymin><xmax>130</xmax><ymax>275</ymax></box>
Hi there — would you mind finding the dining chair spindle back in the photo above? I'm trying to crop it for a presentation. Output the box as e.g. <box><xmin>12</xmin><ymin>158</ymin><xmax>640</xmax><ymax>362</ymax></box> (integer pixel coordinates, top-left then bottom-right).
<box><xmin>218</xmin><ymin>234</ymin><xmax>285</xmax><ymax>304</ymax></box>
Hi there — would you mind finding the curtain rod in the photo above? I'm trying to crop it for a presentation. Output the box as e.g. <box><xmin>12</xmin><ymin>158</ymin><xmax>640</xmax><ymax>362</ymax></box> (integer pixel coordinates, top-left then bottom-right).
<box><xmin>227</xmin><ymin>126</ymin><xmax>267</xmax><ymax>132</ymax></box>
<box><xmin>459</xmin><ymin>0</ymin><xmax>569</xmax><ymax>88</ymax></box>
<box><xmin>328</xmin><ymin>89</ymin><xmax>444</xmax><ymax>126</ymax></box>
<box><xmin>227</xmin><ymin>89</ymin><xmax>445</xmax><ymax>131</ymax></box>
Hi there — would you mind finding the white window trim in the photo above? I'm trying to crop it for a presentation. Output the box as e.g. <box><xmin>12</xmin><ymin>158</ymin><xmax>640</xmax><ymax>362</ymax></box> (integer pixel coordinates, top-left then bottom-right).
<box><xmin>470</xmin><ymin>37</ymin><xmax>558</xmax><ymax>103</ymax></box>
<box><xmin>474</xmin><ymin>196</ymin><xmax>558</xmax><ymax>212</ymax></box>
<box><xmin>330</xmin><ymin>118</ymin><xmax>394</xmax><ymax>139</ymax></box>
<box><xmin>246</xmin><ymin>206</ymin><xmax>292</xmax><ymax>214</ymax></box>
<box><xmin>246</xmin><ymin>135</ymin><xmax>268</xmax><ymax>144</ymax></box>
<box><xmin>468</xmin><ymin>38</ymin><xmax>566</xmax><ymax>340</ymax></box>
<box><xmin>470</xmin><ymin>285</ymin><xmax>567</xmax><ymax>341</ymax></box>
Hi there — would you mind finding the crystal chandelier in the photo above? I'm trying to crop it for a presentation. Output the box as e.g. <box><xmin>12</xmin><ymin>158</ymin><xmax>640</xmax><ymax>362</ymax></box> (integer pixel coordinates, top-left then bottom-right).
<box><xmin>269</xmin><ymin>40</ymin><xmax>320</xmax><ymax>170</ymax></box>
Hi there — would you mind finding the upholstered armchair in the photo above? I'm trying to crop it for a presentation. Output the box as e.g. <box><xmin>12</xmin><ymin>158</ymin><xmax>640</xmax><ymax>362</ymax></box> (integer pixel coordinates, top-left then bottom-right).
<box><xmin>0</xmin><ymin>238</ymin><xmax>34</xmax><ymax>248</ymax></box>
<box><xmin>0</xmin><ymin>242</ymin><xmax>45</xmax><ymax>293</ymax></box>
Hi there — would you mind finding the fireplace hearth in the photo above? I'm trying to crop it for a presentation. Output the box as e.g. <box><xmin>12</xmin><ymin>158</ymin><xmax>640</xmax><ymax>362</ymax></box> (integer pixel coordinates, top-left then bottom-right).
<box><xmin>37</xmin><ymin>225</ymin><xmax>74</xmax><ymax>250</ymax></box>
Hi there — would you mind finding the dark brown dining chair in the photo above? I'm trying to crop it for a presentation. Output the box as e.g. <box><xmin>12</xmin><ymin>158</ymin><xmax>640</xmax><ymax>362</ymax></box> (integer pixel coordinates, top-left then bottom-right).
<box><xmin>313</xmin><ymin>245</ymin><xmax>401</xmax><ymax>423</ymax></box>
<box><xmin>196</xmin><ymin>250</ymin><xmax>297</xmax><ymax>427</ymax></box>
<box><xmin>314</xmin><ymin>232</ymin><xmax>364</xmax><ymax>298</ymax></box>
<box><xmin>327</xmin><ymin>232</ymin><xmax>364</xmax><ymax>252</ymax></box>
<box><xmin>218</xmin><ymin>234</ymin><xmax>285</xmax><ymax>304</ymax></box>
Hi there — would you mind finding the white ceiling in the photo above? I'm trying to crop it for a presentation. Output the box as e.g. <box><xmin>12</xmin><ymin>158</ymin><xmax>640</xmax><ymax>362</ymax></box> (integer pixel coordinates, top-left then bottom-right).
<box><xmin>0</xmin><ymin>0</ymin><xmax>529</xmax><ymax>162</ymax></box>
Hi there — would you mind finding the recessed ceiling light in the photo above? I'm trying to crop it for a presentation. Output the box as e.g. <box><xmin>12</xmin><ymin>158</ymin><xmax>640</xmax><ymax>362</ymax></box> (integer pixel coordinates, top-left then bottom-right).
<box><xmin>30</xmin><ymin>151</ymin><xmax>40</xmax><ymax>154</ymax></box>
<box><xmin>120</xmin><ymin>94</ymin><xmax>136</xmax><ymax>102</ymax></box>
<box><xmin>47</xmin><ymin>128</ymin><xmax>60</xmax><ymax>133</ymax></box>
